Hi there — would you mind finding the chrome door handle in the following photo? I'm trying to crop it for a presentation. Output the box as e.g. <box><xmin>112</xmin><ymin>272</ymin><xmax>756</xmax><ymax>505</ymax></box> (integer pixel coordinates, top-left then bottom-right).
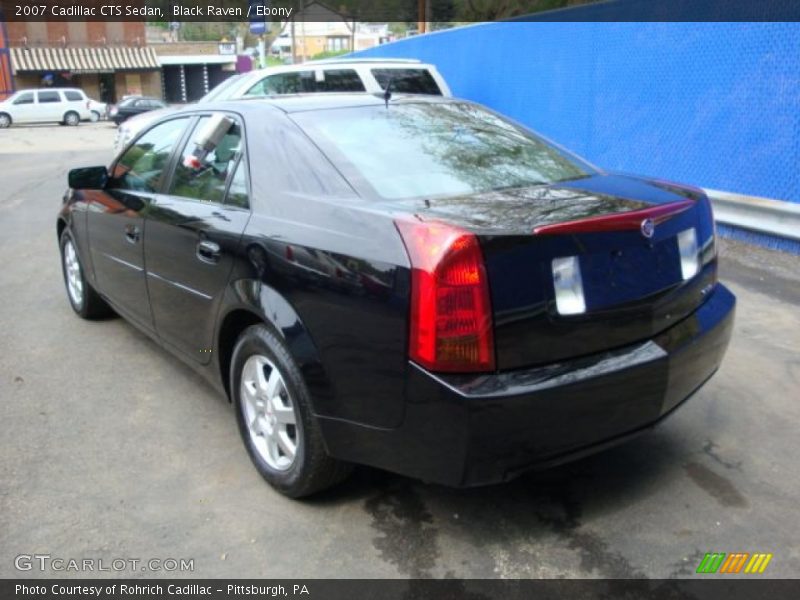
<box><xmin>197</xmin><ymin>240</ymin><xmax>221</xmax><ymax>263</ymax></box>
<box><xmin>124</xmin><ymin>224</ymin><xmax>140</xmax><ymax>243</ymax></box>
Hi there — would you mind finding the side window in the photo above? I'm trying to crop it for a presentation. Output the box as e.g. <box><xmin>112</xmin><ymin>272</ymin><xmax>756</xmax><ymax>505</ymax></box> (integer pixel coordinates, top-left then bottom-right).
<box><xmin>371</xmin><ymin>69</ymin><xmax>442</xmax><ymax>95</ymax></box>
<box><xmin>38</xmin><ymin>91</ymin><xmax>61</xmax><ymax>103</ymax></box>
<box><xmin>64</xmin><ymin>91</ymin><xmax>83</xmax><ymax>102</ymax></box>
<box><xmin>225</xmin><ymin>161</ymin><xmax>250</xmax><ymax>209</ymax></box>
<box><xmin>111</xmin><ymin>118</ymin><xmax>188</xmax><ymax>193</ymax></box>
<box><xmin>169</xmin><ymin>116</ymin><xmax>243</xmax><ymax>204</ymax></box>
<box><xmin>245</xmin><ymin>72</ymin><xmax>314</xmax><ymax>96</ymax></box>
<box><xmin>319</xmin><ymin>69</ymin><xmax>365</xmax><ymax>92</ymax></box>
<box><xmin>13</xmin><ymin>92</ymin><xmax>34</xmax><ymax>105</ymax></box>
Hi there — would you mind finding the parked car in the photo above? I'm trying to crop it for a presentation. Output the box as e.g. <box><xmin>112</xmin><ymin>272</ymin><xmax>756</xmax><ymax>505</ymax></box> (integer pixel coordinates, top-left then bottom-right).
<box><xmin>113</xmin><ymin>59</ymin><xmax>450</xmax><ymax>152</ymax></box>
<box><xmin>59</xmin><ymin>95</ymin><xmax>735</xmax><ymax>498</ymax></box>
<box><xmin>87</xmin><ymin>97</ymin><xmax>108</xmax><ymax>122</ymax></box>
<box><xmin>109</xmin><ymin>96</ymin><xmax>167</xmax><ymax>126</ymax></box>
<box><xmin>0</xmin><ymin>88</ymin><xmax>93</xmax><ymax>127</ymax></box>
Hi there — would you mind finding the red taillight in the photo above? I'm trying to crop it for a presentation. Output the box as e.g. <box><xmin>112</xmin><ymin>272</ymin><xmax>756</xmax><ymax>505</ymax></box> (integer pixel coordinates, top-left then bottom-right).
<box><xmin>395</xmin><ymin>220</ymin><xmax>495</xmax><ymax>373</ymax></box>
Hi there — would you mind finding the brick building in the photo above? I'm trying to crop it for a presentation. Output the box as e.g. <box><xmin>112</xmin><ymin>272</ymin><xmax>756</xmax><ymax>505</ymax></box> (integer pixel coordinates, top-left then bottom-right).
<box><xmin>3</xmin><ymin>21</ymin><xmax>160</xmax><ymax>103</ymax></box>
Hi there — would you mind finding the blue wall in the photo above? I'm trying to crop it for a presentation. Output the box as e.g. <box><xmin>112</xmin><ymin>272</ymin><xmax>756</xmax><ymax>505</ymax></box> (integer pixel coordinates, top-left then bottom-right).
<box><xmin>352</xmin><ymin>22</ymin><xmax>800</xmax><ymax>204</ymax></box>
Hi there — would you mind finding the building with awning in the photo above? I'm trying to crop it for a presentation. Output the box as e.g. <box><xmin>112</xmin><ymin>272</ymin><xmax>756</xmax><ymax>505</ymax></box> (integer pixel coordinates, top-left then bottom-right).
<box><xmin>3</xmin><ymin>21</ymin><xmax>163</xmax><ymax>103</ymax></box>
<box><xmin>9</xmin><ymin>46</ymin><xmax>160</xmax><ymax>73</ymax></box>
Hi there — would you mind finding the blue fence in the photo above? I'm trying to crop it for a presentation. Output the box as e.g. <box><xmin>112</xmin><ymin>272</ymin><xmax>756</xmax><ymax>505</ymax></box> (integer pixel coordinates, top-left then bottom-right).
<box><xmin>352</xmin><ymin>22</ymin><xmax>800</xmax><ymax>206</ymax></box>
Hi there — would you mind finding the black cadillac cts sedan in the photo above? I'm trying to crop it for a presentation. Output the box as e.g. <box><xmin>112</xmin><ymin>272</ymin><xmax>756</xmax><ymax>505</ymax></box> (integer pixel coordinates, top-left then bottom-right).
<box><xmin>58</xmin><ymin>94</ymin><xmax>735</xmax><ymax>497</ymax></box>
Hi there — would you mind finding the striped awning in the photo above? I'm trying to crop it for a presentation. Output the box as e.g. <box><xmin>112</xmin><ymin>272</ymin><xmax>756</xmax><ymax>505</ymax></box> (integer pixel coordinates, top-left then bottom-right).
<box><xmin>10</xmin><ymin>46</ymin><xmax>160</xmax><ymax>74</ymax></box>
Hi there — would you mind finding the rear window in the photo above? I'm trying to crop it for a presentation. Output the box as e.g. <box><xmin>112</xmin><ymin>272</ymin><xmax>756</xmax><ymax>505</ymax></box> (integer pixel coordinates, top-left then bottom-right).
<box><xmin>293</xmin><ymin>103</ymin><xmax>591</xmax><ymax>200</ymax></box>
<box><xmin>371</xmin><ymin>69</ymin><xmax>441</xmax><ymax>95</ymax></box>
<box><xmin>244</xmin><ymin>69</ymin><xmax>365</xmax><ymax>96</ymax></box>
<box><xmin>38</xmin><ymin>91</ymin><xmax>61</xmax><ymax>103</ymax></box>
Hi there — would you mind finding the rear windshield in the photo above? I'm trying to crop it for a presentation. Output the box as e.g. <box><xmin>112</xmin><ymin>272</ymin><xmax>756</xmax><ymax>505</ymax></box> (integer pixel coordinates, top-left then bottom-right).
<box><xmin>292</xmin><ymin>103</ymin><xmax>592</xmax><ymax>200</ymax></box>
<box><xmin>371</xmin><ymin>68</ymin><xmax>441</xmax><ymax>95</ymax></box>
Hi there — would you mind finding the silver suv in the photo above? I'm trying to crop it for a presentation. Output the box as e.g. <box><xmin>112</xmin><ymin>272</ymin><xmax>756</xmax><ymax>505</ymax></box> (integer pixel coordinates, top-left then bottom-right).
<box><xmin>114</xmin><ymin>59</ymin><xmax>451</xmax><ymax>152</ymax></box>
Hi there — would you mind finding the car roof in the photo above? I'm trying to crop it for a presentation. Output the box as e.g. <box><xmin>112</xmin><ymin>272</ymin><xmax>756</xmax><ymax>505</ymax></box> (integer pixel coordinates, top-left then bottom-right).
<box><xmin>15</xmin><ymin>87</ymin><xmax>83</xmax><ymax>92</ymax></box>
<box><xmin>235</xmin><ymin>59</ymin><xmax>435</xmax><ymax>81</ymax></box>
<box><xmin>303</xmin><ymin>58</ymin><xmax>423</xmax><ymax>65</ymax></box>
<box><xmin>189</xmin><ymin>92</ymin><xmax>457</xmax><ymax>116</ymax></box>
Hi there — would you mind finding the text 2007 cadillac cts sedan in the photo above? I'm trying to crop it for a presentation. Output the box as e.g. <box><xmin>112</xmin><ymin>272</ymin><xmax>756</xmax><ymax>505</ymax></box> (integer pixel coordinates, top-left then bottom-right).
<box><xmin>58</xmin><ymin>94</ymin><xmax>735</xmax><ymax>497</ymax></box>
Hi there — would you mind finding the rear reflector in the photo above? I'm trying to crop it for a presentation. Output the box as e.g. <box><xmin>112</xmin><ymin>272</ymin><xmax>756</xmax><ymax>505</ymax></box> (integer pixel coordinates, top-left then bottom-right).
<box><xmin>677</xmin><ymin>228</ymin><xmax>700</xmax><ymax>280</ymax></box>
<box><xmin>533</xmin><ymin>199</ymin><xmax>694</xmax><ymax>236</ymax></box>
<box><xmin>552</xmin><ymin>256</ymin><xmax>586</xmax><ymax>315</ymax></box>
<box><xmin>395</xmin><ymin>220</ymin><xmax>495</xmax><ymax>373</ymax></box>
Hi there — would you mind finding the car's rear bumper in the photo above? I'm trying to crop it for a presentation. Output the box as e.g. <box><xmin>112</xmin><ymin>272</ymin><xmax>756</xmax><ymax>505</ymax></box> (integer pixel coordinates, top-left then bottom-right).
<box><xmin>319</xmin><ymin>284</ymin><xmax>735</xmax><ymax>487</ymax></box>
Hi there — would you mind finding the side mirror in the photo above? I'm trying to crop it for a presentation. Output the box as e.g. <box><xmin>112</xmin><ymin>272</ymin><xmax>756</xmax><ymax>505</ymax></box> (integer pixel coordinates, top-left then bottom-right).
<box><xmin>69</xmin><ymin>166</ymin><xmax>108</xmax><ymax>190</ymax></box>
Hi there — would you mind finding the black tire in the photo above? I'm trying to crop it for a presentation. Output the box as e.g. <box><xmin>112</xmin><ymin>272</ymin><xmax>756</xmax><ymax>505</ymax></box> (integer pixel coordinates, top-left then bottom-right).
<box><xmin>59</xmin><ymin>230</ymin><xmax>113</xmax><ymax>319</ymax></box>
<box><xmin>231</xmin><ymin>324</ymin><xmax>352</xmax><ymax>498</ymax></box>
<box><xmin>63</xmin><ymin>111</ymin><xmax>80</xmax><ymax>126</ymax></box>
<box><xmin>0</xmin><ymin>112</ymin><xmax>11</xmax><ymax>128</ymax></box>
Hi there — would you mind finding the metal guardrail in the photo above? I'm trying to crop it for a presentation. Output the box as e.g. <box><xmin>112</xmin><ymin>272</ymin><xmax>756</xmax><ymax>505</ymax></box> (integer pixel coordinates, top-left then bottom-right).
<box><xmin>704</xmin><ymin>189</ymin><xmax>800</xmax><ymax>242</ymax></box>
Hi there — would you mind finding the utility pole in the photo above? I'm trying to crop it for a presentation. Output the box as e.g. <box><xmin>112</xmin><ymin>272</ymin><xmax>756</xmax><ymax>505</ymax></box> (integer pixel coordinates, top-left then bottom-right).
<box><xmin>418</xmin><ymin>0</ymin><xmax>427</xmax><ymax>34</ymax></box>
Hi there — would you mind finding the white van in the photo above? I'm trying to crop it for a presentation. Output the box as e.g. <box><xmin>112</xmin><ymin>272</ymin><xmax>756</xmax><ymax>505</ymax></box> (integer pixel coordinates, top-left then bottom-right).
<box><xmin>0</xmin><ymin>88</ymin><xmax>94</xmax><ymax>128</ymax></box>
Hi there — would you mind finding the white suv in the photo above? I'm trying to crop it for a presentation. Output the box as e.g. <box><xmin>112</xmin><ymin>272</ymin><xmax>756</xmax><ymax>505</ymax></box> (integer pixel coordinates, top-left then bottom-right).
<box><xmin>114</xmin><ymin>59</ymin><xmax>451</xmax><ymax>152</ymax></box>
<box><xmin>0</xmin><ymin>88</ymin><xmax>94</xmax><ymax>128</ymax></box>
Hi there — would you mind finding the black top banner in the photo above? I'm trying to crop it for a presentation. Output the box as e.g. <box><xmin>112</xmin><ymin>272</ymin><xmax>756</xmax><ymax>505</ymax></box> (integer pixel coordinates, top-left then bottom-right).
<box><xmin>1</xmin><ymin>0</ymin><xmax>799</xmax><ymax>22</ymax></box>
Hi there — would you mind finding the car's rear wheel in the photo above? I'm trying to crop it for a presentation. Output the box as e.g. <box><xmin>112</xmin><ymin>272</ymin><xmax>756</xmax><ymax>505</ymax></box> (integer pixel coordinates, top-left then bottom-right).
<box><xmin>231</xmin><ymin>324</ymin><xmax>352</xmax><ymax>498</ymax></box>
<box><xmin>59</xmin><ymin>231</ymin><xmax>112</xmax><ymax>319</ymax></box>
<box><xmin>0</xmin><ymin>113</ymin><xmax>11</xmax><ymax>128</ymax></box>
<box><xmin>63</xmin><ymin>111</ymin><xmax>80</xmax><ymax>126</ymax></box>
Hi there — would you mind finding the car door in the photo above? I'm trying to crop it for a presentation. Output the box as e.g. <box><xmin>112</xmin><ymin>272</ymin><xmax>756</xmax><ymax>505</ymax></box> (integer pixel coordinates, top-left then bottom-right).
<box><xmin>144</xmin><ymin>113</ymin><xmax>251</xmax><ymax>363</ymax></box>
<box><xmin>35</xmin><ymin>90</ymin><xmax>63</xmax><ymax>122</ymax></box>
<box><xmin>10</xmin><ymin>91</ymin><xmax>36</xmax><ymax>123</ymax></box>
<box><xmin>86</xmin><ymin>116</ymin><xmax>191</xmax><ymax>331</ymax></box>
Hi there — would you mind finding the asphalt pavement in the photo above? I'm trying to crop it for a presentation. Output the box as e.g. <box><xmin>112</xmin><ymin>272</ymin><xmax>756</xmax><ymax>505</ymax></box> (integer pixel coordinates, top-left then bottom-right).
<box><xmin>1</xmin><ymin>123</ymin><xmax>798</xmax><ymax>579</ymax></box>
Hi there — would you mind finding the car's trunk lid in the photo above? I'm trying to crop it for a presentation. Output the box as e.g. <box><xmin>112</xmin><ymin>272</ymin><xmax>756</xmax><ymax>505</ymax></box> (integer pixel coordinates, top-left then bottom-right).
<box><xmin>387</xmin><ymin>173</ymin><xmax>718</xmax><ymax>369</ymax></box>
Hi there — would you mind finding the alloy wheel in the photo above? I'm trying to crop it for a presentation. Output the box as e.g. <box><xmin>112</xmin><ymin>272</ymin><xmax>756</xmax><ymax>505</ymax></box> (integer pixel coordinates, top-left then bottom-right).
<box><xmin>63</xmin><ymin>239</ymin><xmax>84</xmax><ymax>307</ymax></box>
<box><xmin>240</xmin><ymin>355</ymin><xmax>300</xmax><ymax>471</ymax></box>
<box><xmin>0</xmin><ymin>114</ymin><xmax>10</xmax><ymax>128</ymax></box>
<box><xmin>65</xmin><ymin>112</ymin><xmax>79</xmax><ymax>126</ymax></box>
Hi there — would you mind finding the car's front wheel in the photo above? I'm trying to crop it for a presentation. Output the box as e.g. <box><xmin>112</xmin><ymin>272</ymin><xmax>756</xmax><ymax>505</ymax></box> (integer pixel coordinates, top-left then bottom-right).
<box><xmin>63</xmin><ymin>111</ymin><xmax>80</xmax><ymax>126</ymax></box>
<box><xmin>90</xmin><ymin>110</ymin><xmax>101</xmax><ymax>122</ymax></box>
<box><xmin>59</xmin><ymin>231</ymin><xmax>112</xmax><ymax>319</ymax></box>
<box><xmin>0</xmin><ymin>113</ymin><xmax>11</xmax><ymax>128</ymax></box>
<box><xmin>231</xmin><ymin>324</ymin><xmax>352</xmax><ymax>498</ymax></box>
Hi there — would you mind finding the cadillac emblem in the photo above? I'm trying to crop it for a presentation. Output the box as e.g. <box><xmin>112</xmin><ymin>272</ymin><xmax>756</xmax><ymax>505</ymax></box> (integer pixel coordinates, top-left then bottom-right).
<box><xmin>640</xmin><ymin>218</ymin><xmax>655</xmax><ymax>239</ymax></box>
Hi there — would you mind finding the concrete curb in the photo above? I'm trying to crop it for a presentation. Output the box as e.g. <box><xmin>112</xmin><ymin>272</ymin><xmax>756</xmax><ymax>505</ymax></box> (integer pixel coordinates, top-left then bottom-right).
<box><xmin>705</xmin><ymin>189</ymin><xmax>800</xmax><ymax>242</ymax></box>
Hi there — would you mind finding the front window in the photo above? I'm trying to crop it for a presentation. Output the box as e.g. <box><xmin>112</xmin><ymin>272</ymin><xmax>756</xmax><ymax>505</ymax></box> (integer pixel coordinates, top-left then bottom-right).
<box><xmin>111</xmin><ymin>118</ymin><xmax>189</xmax><ymax>193</ymax></box>
<box><xmin>292</xmin><ymin>103</ymin><xmax>592</xmax><ymax>200</ymax></box>
<box><xmin>12</xmin><ymin>92</ymin><xmax>34</xmax><ymax>105</ymax></box>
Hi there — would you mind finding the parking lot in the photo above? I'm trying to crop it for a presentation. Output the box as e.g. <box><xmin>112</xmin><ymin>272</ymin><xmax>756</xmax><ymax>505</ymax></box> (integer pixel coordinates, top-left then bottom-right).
<box><xmin>1</xmin><ymin>123</ymin><xmax>799</xmax><ymax>579</ymax></box>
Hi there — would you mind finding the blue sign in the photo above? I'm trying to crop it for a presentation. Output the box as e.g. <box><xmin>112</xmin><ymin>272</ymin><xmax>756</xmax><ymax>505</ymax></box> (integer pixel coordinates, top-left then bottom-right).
<box><xmin>249</xmin><ymin>0</ymin><xmax>267</xmax><ymax>35</ymax></box>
